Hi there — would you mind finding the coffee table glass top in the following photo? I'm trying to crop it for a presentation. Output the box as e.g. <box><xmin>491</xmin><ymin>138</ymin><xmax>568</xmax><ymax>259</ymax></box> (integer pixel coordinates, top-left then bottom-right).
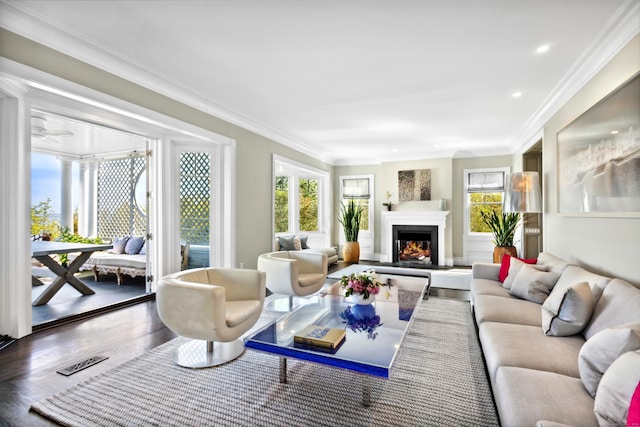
<box><xmin>245</xmin><ymin>274</ymin><xmax>427</xmax><ymax>378</ymax></box>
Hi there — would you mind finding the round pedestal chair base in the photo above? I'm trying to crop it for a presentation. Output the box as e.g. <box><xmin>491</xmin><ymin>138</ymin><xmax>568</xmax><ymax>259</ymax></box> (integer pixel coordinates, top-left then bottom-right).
<box><xmin>173</xmin><ymin>338</ymin><xmax>245</xmax><ymax>368</ymax></box>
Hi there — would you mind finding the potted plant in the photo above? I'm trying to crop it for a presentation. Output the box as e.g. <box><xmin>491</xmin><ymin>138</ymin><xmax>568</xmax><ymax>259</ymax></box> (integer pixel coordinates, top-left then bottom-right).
<box><xmin>339</xmin><ymin>199</ymin><xmax>363</xmax><ymax>263</ymax></box>
<box><xmin>480</xmin><ymin>210</ymin><xmax>520</xmax><ymax>263</ymax></box>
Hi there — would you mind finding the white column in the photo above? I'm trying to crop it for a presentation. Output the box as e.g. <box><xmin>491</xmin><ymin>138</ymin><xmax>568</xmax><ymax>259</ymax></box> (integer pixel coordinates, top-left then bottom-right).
<box><xmin>60</xmin><ymin>158</ymin><xmax>73</xmax><ymax>232</ymax></box>
<box><xmin>79</xmin><ymin>160</ymin><xmax>98</xmax><ymax>237</ymax></box>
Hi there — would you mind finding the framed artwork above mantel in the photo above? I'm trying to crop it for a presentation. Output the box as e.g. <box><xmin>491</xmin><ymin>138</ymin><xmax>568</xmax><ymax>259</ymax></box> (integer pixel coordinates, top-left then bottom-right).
<box><xmin>556</xmin><ymin>72</ymin><xmax>640</xmax><ymax>218</ymax></box>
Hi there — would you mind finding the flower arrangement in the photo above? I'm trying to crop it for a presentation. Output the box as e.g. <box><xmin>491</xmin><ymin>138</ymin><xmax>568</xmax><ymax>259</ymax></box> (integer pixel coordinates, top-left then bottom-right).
<box><xmin>340</xmin><ymin>305</ymin><xmax>383</xmax><ymax>340</ymax></box>
<box><xmin>340</xmin><ymin>269</ymin><xmax>383</xmax><ymax>300</ymax></box>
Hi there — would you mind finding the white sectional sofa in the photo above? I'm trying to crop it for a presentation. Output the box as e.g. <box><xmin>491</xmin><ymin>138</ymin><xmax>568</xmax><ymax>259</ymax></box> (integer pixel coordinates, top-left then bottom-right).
<box><xmin>471</xmin><ymin>252</ymin><xmax>640</xmax><ymax>427</ymax></box>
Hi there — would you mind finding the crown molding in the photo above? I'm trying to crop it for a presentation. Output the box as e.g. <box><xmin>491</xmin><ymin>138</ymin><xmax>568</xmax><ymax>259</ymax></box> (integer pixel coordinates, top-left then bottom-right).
<box><xmin>511</xmin><ymin>0</ymin><xmax>640</xmax><ymax>154</ymax></box>
<box><xmin>0</xmin><ymin>0</ymin><xmax>331</xmax><ymax>164</ymax></box>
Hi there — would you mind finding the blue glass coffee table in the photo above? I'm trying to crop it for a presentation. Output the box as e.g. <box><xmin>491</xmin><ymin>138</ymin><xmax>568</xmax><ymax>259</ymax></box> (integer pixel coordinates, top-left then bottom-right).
<box><xmin>245</xmin><ymin>273</ymin><xmax>428</xmax><ymax>405</ymax></box>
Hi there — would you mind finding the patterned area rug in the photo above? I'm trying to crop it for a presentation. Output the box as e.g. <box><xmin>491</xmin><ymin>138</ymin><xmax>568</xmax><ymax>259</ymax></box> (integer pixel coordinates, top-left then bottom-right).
<box><xmin>30</xmin><ymin>298</ymin><xmax>497</xmax><ymax>426</ymax></box>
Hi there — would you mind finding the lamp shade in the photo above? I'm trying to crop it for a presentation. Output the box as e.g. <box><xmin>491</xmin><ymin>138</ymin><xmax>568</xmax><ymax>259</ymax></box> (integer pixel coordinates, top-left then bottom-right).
<box><xmin>503</xmin><ymin>172</ymin><xmax>542</xmax><ymax>213</ymax></box>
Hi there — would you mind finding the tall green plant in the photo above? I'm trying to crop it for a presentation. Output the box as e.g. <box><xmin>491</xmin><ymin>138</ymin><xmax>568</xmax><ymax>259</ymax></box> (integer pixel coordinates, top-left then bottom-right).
<box><xmin>480</xmin><ymin>210</ymin><xmax>520</xmax><ymax>247</ymax></box>
<box><xmin>339</xmin><ymin>199</ymin><xmax>363</xmax><ymax>242</ymax></box>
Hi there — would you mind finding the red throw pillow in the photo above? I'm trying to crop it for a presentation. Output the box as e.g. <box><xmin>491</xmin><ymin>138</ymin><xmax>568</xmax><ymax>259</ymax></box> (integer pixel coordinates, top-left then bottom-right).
<box><xmin>498</xmin><ymin>254</ymin><xmax>537</xmax><ymax>282</ymax></box>
<box><xmin>628</xmin><ymin>380</ymin><xmax>640</xmax><ymax>426</ymax></box>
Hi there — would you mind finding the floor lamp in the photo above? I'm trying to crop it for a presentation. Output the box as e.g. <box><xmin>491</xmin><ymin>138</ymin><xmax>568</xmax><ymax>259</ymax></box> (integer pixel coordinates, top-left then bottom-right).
<box><xmin>502</xmin><ymin>172</ymin><xmax>542</xmax><ymax>257</ymax></box>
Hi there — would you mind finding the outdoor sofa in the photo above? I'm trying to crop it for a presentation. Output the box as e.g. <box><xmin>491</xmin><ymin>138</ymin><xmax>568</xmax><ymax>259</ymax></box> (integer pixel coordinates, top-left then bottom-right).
<box><xmin>471</xmin><ymin>252</ymin><xmax>640</xmax><ymax>426</ymax></box>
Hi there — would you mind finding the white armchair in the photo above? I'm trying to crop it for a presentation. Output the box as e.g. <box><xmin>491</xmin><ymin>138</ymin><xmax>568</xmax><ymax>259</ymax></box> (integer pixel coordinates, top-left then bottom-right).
<box><xmin>257</xmin><ymin>251</ymin><xmax>328</xmax><ymax>298</ymax></box>
<box><xmin>157</xmin><ymin>267</ymin><xmax>265</xmax><ymax>368</ymax></box>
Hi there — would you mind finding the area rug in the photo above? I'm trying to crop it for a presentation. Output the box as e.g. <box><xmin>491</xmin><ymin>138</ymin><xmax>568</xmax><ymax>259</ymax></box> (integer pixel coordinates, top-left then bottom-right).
<box><xmin>30</xmin><ymin>298</ymin><xmax>498</xmax><ymax>427</ymax></box>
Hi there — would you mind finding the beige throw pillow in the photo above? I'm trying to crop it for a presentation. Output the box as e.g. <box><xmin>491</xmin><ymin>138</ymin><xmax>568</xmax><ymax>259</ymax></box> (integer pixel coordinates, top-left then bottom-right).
<box><xmin>509</xmin><ymin>264</ymin><xmax>560</xmax><ymax>304</ymax></box>
<box><xmin>503</xmin><ymin>258</ymin><xmax>548</xmax><ymax>290</ymax></box>
<box><xmin>542</xmin><ymin>281</ymin><xmax>593</xmax><ymax>336</ymax></box>
<box><xmin>579</xmin><ymin>322</ymin><xmax>640</xmax><ymax>397</ymax></box>
<box><xmin>594</xmin><ymin>350</ymin><xmax>640</xmax><ymax>426</ymax></box>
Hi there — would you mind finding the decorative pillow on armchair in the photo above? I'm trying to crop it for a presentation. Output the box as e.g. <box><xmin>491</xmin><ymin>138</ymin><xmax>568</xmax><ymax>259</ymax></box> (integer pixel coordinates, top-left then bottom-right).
<box><xmin>509</xmin><ymin>264</ymin><xmax>560</xmax><ymax>304</ymax></box>
<box><xmin>541</xmin><ymin>281</ymin><xmax>593</xmax><ymax>336</ymax></box>
<box><xmin>503</xmin><ymin>258</ymin><xmax>548</xmax><ymax>290</ymax></box>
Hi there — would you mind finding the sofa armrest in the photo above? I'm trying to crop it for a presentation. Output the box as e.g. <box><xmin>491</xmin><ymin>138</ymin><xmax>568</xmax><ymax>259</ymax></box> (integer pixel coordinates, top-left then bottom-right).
<box><xmin>472</xmin><ymin>262</ymin><xmax>500</xmax><ymax>281</ymax></box>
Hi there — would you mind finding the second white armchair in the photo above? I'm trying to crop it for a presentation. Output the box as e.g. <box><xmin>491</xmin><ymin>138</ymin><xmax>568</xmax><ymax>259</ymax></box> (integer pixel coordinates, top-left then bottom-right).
<box><xmin>257</xmin><ymin>250</ymin><xmax>328</xmax><ymax>297</ymax></box>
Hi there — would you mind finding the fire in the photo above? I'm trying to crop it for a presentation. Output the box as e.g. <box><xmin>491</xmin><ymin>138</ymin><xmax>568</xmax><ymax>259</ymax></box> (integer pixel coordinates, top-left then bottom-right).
<box><xmin>399</xmin><ymin>240</ymin><xmax>431</xmax><ymax>261</ymax></box>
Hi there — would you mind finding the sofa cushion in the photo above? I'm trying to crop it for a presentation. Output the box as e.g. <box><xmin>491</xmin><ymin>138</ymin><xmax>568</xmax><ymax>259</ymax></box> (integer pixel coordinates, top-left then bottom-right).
<box><xmin>542</xmin><ymin>281</ymin><xmax>593</xmax><ymax>336</ymax></box>
<box><xmin>536</xmin><ymin>252</ymin><xmax>571</xmax><ymax>276</ymax></box>
<box><xmin>471</xmin><ymin>278</ymin><xmax>512</xmax><ymax>301</ymax></box>
<box><xmin>498</xmin><ymin>254</ymin><xmax>537</xmax><ymax>282</ymax></box>
<box><xmin>474</xmin><ymin>295</ymin><xmax>541</xmax><ymax>327</ymax></box>
<box><xmin>299</xmin><ymin>235</ymin><xmax>310</xmax><ymax>249</ymax></box>
<box><xmin>278</xmin><ymin>235</ymin><xmax>298</xmax><ymax>251</ymax></box>
<box><xmin>509</xmin><ymin>265</ymin><xmax>560</xmax><ymax>304</ymax></box>
<box><xmin>579</xmin><ymin>322</ymin><xmax>640</xmax><ymax>397</ymax></box>
<box><xmin>552</xmin><ymin>265</ymin><xmax>611</xmax><ymax>304</ymax></box>
<box><xmin>479</xmin><ymin>322</ymin><xmax>584</xmax><ymax>379</ymax></box>
<box><xmin>503</xmin><ymin>258</ymin><xmax>548</xmax><ymax>290</ymax></box>
<box><xmin>494</xmin><ymin>367</ymin><xmax>598</xmax><ymax>427</ymax></box>
<box><xmin>582</xmin><ymin>278</ymin><xmax>640</xmax><ymax>340</ymax></box>
<box><xmin>594</xmin><ymin>350</ymin><xmax>640</xmax><ymax>426</ymax></box>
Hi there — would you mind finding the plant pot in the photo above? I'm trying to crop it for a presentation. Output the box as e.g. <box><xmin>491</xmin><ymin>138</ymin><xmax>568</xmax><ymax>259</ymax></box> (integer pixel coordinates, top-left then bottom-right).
<box><xmin>493</xmin><ymin>246</ymin><xmax>517</xmax><ymax>263</ymax></box>
<box><xmin>342</xmin><ymin>241</ymin><xmax>360</xmax><ymax>264</ymax></box>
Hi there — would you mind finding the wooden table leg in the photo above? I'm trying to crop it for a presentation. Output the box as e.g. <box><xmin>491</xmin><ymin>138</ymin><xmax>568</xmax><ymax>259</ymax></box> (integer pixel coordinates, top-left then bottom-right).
<box><xmin>32</xmin><ymin>252</ymin><xmax>96</xmax><ymax>306</ymax></box>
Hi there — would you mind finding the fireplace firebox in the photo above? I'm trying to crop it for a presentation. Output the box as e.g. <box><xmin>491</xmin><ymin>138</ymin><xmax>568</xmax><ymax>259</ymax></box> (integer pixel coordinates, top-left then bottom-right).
<box><xmin>392</xmin><ymin>225</ymin><xmax>438</xmax><ymax>265</ymax></box>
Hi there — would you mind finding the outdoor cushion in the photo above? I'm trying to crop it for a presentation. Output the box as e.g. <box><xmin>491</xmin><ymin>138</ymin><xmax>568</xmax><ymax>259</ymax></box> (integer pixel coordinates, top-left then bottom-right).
<box><xmin>579</xmin><ymin>322</ymin><xmax>640</xmax><ymax>397</ymax></box>
<box><xmin>473</xmin><ymin>295</ymin><xmax>541</xmax><ymax>327</ymax></box>
<box><xmin>124</xmin><ymin>236</ymin><xmax>145</xmax><ymax>254</ymax></box>
<box><xmin>542</xmin><ymin>281</ymin><xmax>593</xmax><ymax>336</ymax></box>
<box><xmin>494</xmin><ymin>367</ymin><xmax>598</xmax><ymax>427</ymax></box>
<box><xmin>594</xmin><ymin>350</ymin><xmax>640</xmax><ymax>426</ymax></box>
<box><xmin>479</xmin><ymin>322</ymin><xmax>584</xmax><ymax>379</ymax></box>
<box><xmin>509</xmin><ymin>265</ymin><xmax>560</xmax><ymax>304</ymax></box>
<box><xmin>582</xmin><ymin>278</ymin><xmax>640</xmax><ymax>340</ymax></box>
<box><xmin>110</xmin><ymin>237</ymin><xmax>129</xmax><ymax>254</ymax></box>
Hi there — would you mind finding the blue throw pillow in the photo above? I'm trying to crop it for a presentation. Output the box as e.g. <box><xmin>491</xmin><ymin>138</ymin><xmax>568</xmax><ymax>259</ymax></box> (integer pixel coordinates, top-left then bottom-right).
<box><xmin>111</xmin><ymin>237</ymin><xmax>129</xmax><ymax>254</ymax></box>
<box><xmin>125</xmin><ymin>236</ymin><xmax>145</xmax><ymax>255</ymax></box>
<box><xmin>139</xmin><ymin>241</ymin><xmax>147</xmax><ymax>255</ymax></box>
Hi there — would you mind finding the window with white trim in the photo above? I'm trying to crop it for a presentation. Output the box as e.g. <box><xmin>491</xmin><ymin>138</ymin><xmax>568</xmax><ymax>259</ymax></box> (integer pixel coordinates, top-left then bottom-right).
<box><xmin>339</xmin><ymin>174</ymin><xmax>374</xmax><ymax>259</ymax></box>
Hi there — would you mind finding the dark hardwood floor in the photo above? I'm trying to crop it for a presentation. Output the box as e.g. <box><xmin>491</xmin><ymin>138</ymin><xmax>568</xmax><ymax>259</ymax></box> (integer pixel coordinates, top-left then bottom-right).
<box><xmin>0</xmin><ymin>300</ymin><xmax>177</xmax><ymax>427</ymax></box>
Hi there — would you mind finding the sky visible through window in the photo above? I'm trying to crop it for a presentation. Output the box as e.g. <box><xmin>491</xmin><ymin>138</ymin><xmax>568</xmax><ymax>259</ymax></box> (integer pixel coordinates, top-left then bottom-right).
<box><xmin>31</xmin><ymin>152</ymin><xmax>79</xmax><ymax>221</ymax></box>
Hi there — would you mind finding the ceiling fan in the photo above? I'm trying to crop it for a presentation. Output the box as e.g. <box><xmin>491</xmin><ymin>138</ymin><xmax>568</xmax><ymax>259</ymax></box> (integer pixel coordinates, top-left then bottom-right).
<box><xmin>31</xmin><ymin>113</ymin><xmax>74</xmax><ymax>144</ymax></box>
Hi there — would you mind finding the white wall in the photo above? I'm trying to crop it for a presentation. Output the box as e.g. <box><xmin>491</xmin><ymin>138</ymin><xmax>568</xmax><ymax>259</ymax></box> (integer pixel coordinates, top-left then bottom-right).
<box><xmin>542</xmin><ymin>34</ymin><xmax>640</xmax><ymax>285</ymax></box>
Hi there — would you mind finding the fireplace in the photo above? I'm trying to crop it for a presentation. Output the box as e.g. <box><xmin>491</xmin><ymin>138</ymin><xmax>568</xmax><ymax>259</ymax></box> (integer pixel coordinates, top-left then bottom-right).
<box><xmin>393</xmin><ymin>225</ymin><xmax>438</xmax><ymax>265</ymax></box>
<box><xmin>380</xmin><ymin>211</ymin><xmax>449</xmax><ymax>266</ymax></box>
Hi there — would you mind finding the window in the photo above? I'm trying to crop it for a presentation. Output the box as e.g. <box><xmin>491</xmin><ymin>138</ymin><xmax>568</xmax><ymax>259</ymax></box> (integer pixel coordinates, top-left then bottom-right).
<box><xmin>339</xmin><ymin>175</ymin><xmax>374</xmax><ymax>259</ymax></box>
<box><xmin>273</xmin><ymin>156</ymin><xmax>329</xmax><ymax>245</ymax></box>
<box><xmin>465</xmin><ymin>169</ymin><xmax>508</xmax><ymax>233</ymax></box>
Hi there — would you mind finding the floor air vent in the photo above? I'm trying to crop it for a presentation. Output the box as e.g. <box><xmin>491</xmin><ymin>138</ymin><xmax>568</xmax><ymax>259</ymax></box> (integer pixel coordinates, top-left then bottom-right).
<box><xmin>57</xmin><ymin>355</ymin><xmax>109</xmax><ymax>376</ymax></box>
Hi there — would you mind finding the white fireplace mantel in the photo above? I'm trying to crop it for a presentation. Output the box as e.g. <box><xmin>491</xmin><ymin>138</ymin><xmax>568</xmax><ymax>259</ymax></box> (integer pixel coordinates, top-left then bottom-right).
<box><xmin>380</xmin><ymin>210</ymin><xmax>449</xmax><ymax>265</ymax></box>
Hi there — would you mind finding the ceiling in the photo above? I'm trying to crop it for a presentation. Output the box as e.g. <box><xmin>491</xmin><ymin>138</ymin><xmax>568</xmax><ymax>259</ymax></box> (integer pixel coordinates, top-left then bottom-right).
<box><xmin>3</xmin><ymin>0</ymin><xmax>638</xmax><ymax>164</ymax></box>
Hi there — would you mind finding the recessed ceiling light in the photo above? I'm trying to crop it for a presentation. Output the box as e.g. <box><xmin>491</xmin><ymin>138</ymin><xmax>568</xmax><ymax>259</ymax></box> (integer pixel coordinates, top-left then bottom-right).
<box><xmin>611</xmin><ymin>130</ymin><xmax>619</xmax><ymax>134</ymax></box>
<box><xmin>536</xmin><ymin>44</ymin><xmax>550</xmax><ymax>53</ymax></box>
<box><xmin>512</xmin><ymin>92</ymin><xmax>522</xmax><ymax>98</ymax></box>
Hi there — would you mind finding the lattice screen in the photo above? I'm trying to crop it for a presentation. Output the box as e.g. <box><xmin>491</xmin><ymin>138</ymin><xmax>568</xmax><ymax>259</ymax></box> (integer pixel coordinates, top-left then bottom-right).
<box><xmin>180</xmin><ymin>152</ymin><xmax>211</xmax><ymax>245</ymax></box>
<box><xmin>97</xmin><ymin>157</ymin><xmax>146</xmax><ymax>239</ymax></box>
